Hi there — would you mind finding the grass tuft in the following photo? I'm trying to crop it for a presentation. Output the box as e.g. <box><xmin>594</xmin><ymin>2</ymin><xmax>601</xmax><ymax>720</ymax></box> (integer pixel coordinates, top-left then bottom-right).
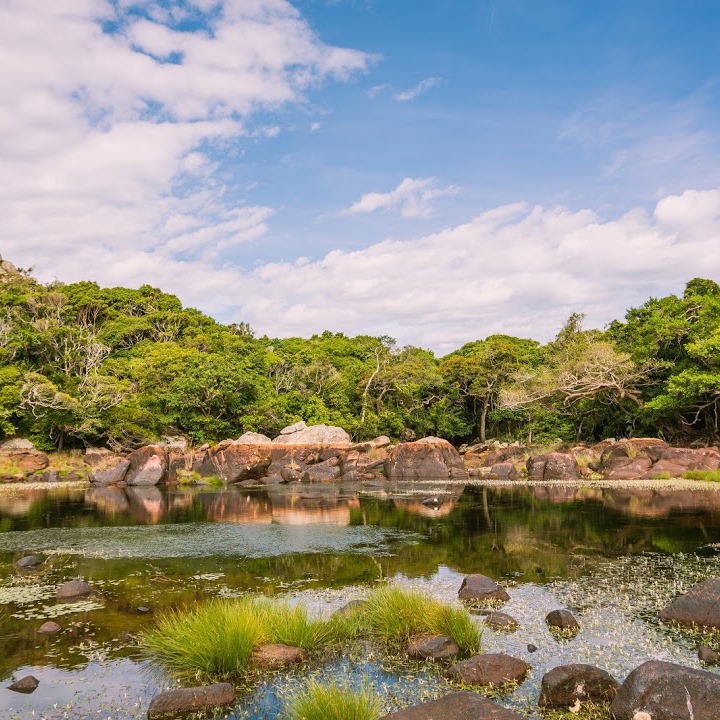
<box><xmin>682</xmin><ymin>470</ymin><xmax>720</xmax><ymax>483</ymax></box>
<box><xmin>360</xmin><ymin>586</ymin><xmax>481</xmax><ymax>657</ymax></box>
<box><xmin>285</xmin><ymin>683</ymin><xmax>381</xmax><ymax>720</ymax></box>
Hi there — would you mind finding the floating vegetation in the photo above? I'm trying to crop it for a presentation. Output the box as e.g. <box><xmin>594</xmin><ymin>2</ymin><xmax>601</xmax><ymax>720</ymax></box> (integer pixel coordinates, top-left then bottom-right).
<box><xmin>11</xmin><ymin>598</ymin><xmax>105</xmax><ymax>620</ymax></box>
<box><xmin>0</xmin><ymin>581</ymin><xmax>55</xmax><ymax>605</ymax></box>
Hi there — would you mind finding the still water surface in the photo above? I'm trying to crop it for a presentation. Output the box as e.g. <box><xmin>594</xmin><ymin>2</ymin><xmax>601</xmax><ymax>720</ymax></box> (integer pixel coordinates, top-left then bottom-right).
<box><xmin>1</xmin><ymin>481</ymin><xmax>720</xmax><ymax>719</ymax></box>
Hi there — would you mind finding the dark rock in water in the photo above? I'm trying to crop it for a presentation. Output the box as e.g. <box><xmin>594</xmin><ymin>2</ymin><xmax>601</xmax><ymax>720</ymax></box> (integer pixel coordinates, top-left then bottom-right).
<box><xmin>147</xmin><ymin>683</ymin><xmax>236</xmax><ymax>719</ymax></box>
<box><xmin>458</xmin><ymin>574</ymin><xmax>510</xmax><ymax>603</ymax></box>
<box><xmin>659</xmin><ymin>577</ymin><xmax>720</xmax><ymax>629</ymax></box>
<box><xmin>56</xmin><ymin>580</ymin><xmax>92</xmax><ymax>601</ymax></box>
<box><xmin>249</xmin><ymin>643</ymin><xmax>307</xmax><ymax>669</ymax></box>
<box><xmin>15</xmin><ymin>555</ymin><xmax>42</xmax><ymax>569</ymax></box>
<box><xmin>546</xmin><ymin>609</ymin><xmax>580</xmax><ymax>632</ymax></box>
<box><xmin>539</xmin><ymin>663</ymin><xmax>619</xmax><ymax>708</ymax></box>
<box><xmin>447</xmin><ymin>653</ymin><xmax>530</xmax><ymax>687</ymax></box>
<box><xmin>8</xmin><ymin>675</ymin><xmax>39</xmax><ymax>693</ymax></box>
<box><xmin>379</xmin><ymin>691</ymin><xmax>524</xmax><ymax>719</ymax></box>
<box><xmin>698</xmin><ymin>645</ymin><xmax>720</xmax><ymax>665</ymax></box>
<box><xmin>38</xmin><ymin>621</ymin><xmax>61</xmax><ymax>635</ymax></box>
<box><xmin>137</xmin><ymin>606</ymin><xmax>150</xmax><ymax>613</ymax></box>
<box><xmin>407</xmin><ymin>634</ymin><xmax>459</xmax><ymax>660</ymax></box>
<box><xmin>484</xmin><ymin>612</ymin><xmax>519</xmax><ymax>631</ymax></box>
<box><xmin>610</xmin><ymin>660</ymin><xmax>720</xmax><ymax>720</ymax></box>
<box><xmin>527</xmin><ymin>643</ymin><xmax>538</xmax><ymax>653</ymax></box>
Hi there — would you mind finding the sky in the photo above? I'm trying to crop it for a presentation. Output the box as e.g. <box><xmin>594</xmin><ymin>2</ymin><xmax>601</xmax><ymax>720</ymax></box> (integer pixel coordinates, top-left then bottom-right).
<box><xmin>2</xmin><ymin>0</ymin><xmax>720</xmax><ymax>354</ymax></box>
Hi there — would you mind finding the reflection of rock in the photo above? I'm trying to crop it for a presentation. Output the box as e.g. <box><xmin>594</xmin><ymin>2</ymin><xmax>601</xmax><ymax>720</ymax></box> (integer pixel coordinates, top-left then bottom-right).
<box><xmin>86</xmin><ymin>487</ymin><xmax>130</xmax><ymax>515</ymax></box>
<box><xmin>126</xmin><ymin>486</ymin><xmax>163</xmax><ymax>523</ymax></box>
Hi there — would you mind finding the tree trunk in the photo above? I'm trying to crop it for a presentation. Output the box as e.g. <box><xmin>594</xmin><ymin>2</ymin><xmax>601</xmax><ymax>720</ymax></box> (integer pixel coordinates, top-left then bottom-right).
<box><xmin>479</xmin><ymin>397</ymin><xmax>489</xmax><ymax>442</ymax></box>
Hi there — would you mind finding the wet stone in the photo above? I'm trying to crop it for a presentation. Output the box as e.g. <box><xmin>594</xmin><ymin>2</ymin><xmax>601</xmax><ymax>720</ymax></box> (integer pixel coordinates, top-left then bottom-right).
<box><xmin>447</xmin><ymin>653</ymin><xmax>530</xmax><ymax>687</ymax></box>
<box><xmin>407</xmin><ymin>634</ymin><xmax>460</xmax><ymax>660</ymax></box>
<box><xmin>484</xmin><ymin>611</ymin><xmax>519</xmax><ymax>631</ymax></box>
<box><xmin>8</xmin><ymin>675</ymin><xmax>39</xmax><ymax>693</ymax></box>
<box><xmin>148</xmin><ymin>683</ymin><xmax>236</xmax><ymax>719</ymax></box>
<box><xmin>56</xmin><ymin>579</ymin><xmax>93</xmax><ymax>601</ymax></box>
<box><xmin>15</xmin><ymin>555</ymin><xmax>42</xmax><ymax>569</ymax></box>
<box><xmin>546</xmin><ymin>609</ymin><xmax>580</xmax><ymax>632</ymax></box>
<box><xmin>539</xmin><ymin>663</ymin><xmax>619</xmax><ymax>708</ymax></box>
<box><xmin>458</xmin><ymin>574</ymin><xmax>510</xmax><ymax>603</ymax></box>
<box><xmin>38</xmin><ymin>621</ymin><xmax>61</xmax><ymax>635</ymax></box>
<box><xmin>379</xmin><ymin>691</ymin><xmax>524</xmax><ymax>720</ymax></box>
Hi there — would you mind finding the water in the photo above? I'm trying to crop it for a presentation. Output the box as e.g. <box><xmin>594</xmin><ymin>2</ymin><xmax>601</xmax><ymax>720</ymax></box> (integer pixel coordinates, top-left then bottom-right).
<box><xmin>1</xmin><ymin>481</ymin><xmax>720</xmax><ymax>719</ymax></box>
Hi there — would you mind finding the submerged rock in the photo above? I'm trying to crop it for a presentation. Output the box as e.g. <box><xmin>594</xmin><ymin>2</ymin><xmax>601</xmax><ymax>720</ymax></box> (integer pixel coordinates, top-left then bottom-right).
<box><xmin>407</xmin><ymin>634</ymin><xmax>460</xmax><ymax>660</ymax></box>
<box><xmin>484</xmin><ymin>611</ymin><xmax>519</xmax><ymax>631</ymax></box>
<box><xmin>147</xmin><ymin>683</ymin><xmax>236</xmax><ymax>719</ymax></box>
<box><xmin>8</xmin><ymin>675</ymin><xmax>39</xmax><ymax>693</ymax></box>
<box><xmin>610</xmin><ymin>660</ymin><xmax>720</xmax><ymax>720</ymax></box>
<box><xmin>659</xmin><ymin>577</ymin><xmax>720</xmax><ymax>629</ymax></box>
<box><xmin>458</xmin><ymin>574</ymin><xmax>510</xmax><ymax>603</ymax></box>
<box><xmin>56</xmin><ymin>579</ymin><xmax>93</xmax><ymax>601</ymax></box>
<box><xmin>15</xmin><ymin>555</ymin><xmax>42</xmax><ymax>569</ymax></box>
<box><xmin>447</xmin><ymin>653</ymin><xmax>530</xmax><ymax>687</ymax></box>
<box><xmin>539</xmin><ymin>663</ymin><xmax>619</xmax><ymax>708</ymax></box>
<box><xmin>38</xmin><ymin>621</ymin><xmax>61</xmax><ymax>635</ymax></box>
<box><xmin>379</xmin><ymin>691</ymin><xmax>524</xmax><ymax>719</ymax></box>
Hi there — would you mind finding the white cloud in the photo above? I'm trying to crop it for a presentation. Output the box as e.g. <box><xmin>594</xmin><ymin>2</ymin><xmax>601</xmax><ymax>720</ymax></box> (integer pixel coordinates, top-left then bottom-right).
<box><xmin>342</xmin><ymin>177</ymin><xmax>459</xmax><ymax>219</ymax></box>
<box><xmin>0</xmin><ymin>0</ymin><xmax>368</xmax><ymax>272</ymax></box>
<box><xmin>393</xmin><ymin>77</ymin><xmax>442</xmax><ymax>102</ymax></box>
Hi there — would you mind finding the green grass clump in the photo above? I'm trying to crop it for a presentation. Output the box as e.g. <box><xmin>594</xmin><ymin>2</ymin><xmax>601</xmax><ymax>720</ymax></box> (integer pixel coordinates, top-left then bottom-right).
<box><xmin>141</xmin><ymin>596</ymin><xmax>343</xmax><ymax>681</ymax></box>
<box><xmin>683</xmin><ymin>470</ymin><xmax>720</xmax><ymax>483</ymax></box>
<box><xmin>285</xmin><ymin>683</ymin><xmax>381</xmax><ymax>720</ymax></box>
<box><xmin>359</xmin><ymin>586</ymin><xmax>481</xmax><ymax>657</ymax></box>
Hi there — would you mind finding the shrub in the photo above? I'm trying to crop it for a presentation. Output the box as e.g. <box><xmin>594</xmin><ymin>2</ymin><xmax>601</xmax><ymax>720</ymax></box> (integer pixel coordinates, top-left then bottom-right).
<box><xmin>285</xmin><ymin>683</ymin><xmax>381</xmax><ymax>720</ymax></box>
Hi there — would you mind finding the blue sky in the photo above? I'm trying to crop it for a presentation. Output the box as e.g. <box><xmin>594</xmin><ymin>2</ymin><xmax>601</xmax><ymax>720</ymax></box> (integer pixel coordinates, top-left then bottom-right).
<box><xmin>2</xmin><ymin>0</ymin><xmax>720</xmax><ymax>351</ymax></box>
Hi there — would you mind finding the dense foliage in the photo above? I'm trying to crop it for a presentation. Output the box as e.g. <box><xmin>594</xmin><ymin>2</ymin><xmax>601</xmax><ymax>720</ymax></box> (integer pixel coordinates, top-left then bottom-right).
<box><xmin>1</xmin><ymin>266</ymin><xmax>719</xmax><ymax>449</ymax></box>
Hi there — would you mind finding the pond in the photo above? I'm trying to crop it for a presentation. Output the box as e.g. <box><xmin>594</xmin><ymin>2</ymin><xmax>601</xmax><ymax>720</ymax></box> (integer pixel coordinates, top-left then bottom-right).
<box><xmin>1</xmin><ymin>480</ymin><xmax>720</xmax><ymax>719</ymax></box>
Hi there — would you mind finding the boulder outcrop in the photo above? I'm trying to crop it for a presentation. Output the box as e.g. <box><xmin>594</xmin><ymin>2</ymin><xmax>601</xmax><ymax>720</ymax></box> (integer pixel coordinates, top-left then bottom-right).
<box><xmin>125</xmin><ymin>445</ymin><xmax>167</xmax><ymax>486</ymax></box>
<box><xmin>385</xmin><ymin>437</ymin><xmax>468</xmax><ymax>481</ymax></box>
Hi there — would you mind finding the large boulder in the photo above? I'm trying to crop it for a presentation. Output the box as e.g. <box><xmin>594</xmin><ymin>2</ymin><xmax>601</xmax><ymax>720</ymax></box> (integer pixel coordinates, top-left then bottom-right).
<box><xmin>125</xmin><ymin>445</ymin><xmax>167</xmax><ymax>486</ymax></box>
<box><xmin>302</xmin><ymin>464</ymin><xmax>342</xmax><ymax>483</ymax></box>
<box><xmin>659</xmin><ymin>577</ymin><xmax>720</xmax><ymax>629</ymax></box>
<box><xmin>273</xmin><ymin>423</ymin><xmax>351</xmax><ymax>445</ymax></box>
<box><xmin>539</xmin><ymin>663</ymin><xmax>619</xmax><ymax>708</ymax></box>
<box><xmin>89</xmin><ymin>457</ymin><xmax>130</xmax><ymax>485</ymax></box>
<box><xmin>194</xmin><ymin>443</ymin><xmax>271</xmax><ymax>483</ymax></box>
<box><xmin>603</xmin><ymin>456</ymin><xmax>653</xmax><ymax>480</ymax></box>
<box><xmin>649</xmin><ymin>447</ymin><xmax>720</xmax><ymax>478</ymax></box>
<box><xmin>458</xmin><ymin>574</ymin><xmax>509</xmax><ymax>603</ymax></box>
<box><xmin>379</xmin><ymin>691</ymin><xmax>524</xmax><ymax>720</ymax></box>
<box><xmin>148</xmin><ymin>683</ymin><xmax>236</xmax><ymax>720</ymax></box>
<box><xmin>385</xmin><ymin>438</ymin><xmax>468</xmax><ymax>481</ymax></box>
<box><xmin>235</xmin><ymin>431</ymin><xmax>272</xmax><ymax>444</ymax></box>
<box><xmin>447</xmin><ymin>653</ymin><xmax>530</xmax><ymax>687</ymax></box>
<box><xmin>0</xmin><ymin>439</ymin><xmax>49</xmax><ymax>474</ymax></box>
<box><xmin>526</xmin><ymin>452</ymin><xmax>580</xmax><ymax>481</ymax></box>
<box><xmin>610</xmin><ymin>660</ymin><xmax>720</xmax><ymax>720</ymax></box>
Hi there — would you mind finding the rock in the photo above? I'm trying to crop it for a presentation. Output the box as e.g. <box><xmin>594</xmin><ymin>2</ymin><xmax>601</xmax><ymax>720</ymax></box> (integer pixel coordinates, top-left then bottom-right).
<box><xmin>260</xmin><ymin>474</ymin><xmax>285</xmax><ymax>485</ymax></box>
<box><xmin>610</xmin><ymin>660</ymin><xmax>720</xmax><ymax>720</ymax></box>
<box><xmin>385</xmin><ymin>438</ymin><xmax>468</xmax><ymax>481</ymax></box>
<box><xmin>280</xmin><ymin>421</ymin><xmax>307</xmax><ymax>435</ymax></box>
<box><xmin>0</xmin><ymin>438</ymin><xmax>35</xmax><ymax>451</ymax></box>
<box><xmin>56</xmin><ymin>579</ymin><xmax>93</xmax><ymax>601</ymax></box>
<box><xmin>125</xmin><ymin>445</ymin><xmax>167</xmax><ymax>486</ymax></box>
<box><xmin>38</xmin><ymin>621</ymin><xmax>61</xmax><ymax>634</ymax></box>
<box><xmin>8</xmin><ymin>675</ymin><xmax>39</xmax><ymax>693</ymax></box>
<box><xmin>0</xmin><ymin>444</ymin><xmax>49</xmax><ymax>473</ymax></box>
<box><xmin>484</xmin><ymin>612</ymin><xmax>519</xmax><ymax>631</ymax></box>
<box><xmin>458</xmin><ymin>574</ymin><xmax>510</xmax><ymax>603</ymax></box>
<box><xmin>546</xmin><ymin>609</ymin><xmax>580</xmax><ymax>632</ymax></box>
<box><xmin>160</xmin><ymin>436</ymin><xmax>188</xmax><ymax>451</ymax></box>
<box><xmin>137</xmin><ymin>606</ymin><xmax>151</xmax><ymax>613</ymax></box>
<box><xmin>370</xmin><ymin>435</ymin><xmax>392</xmax><ymax>448</ymax></box>
<box><xmin>83</xmin><ymin>447</ymin><xmax>114</xmax><ymax>467</ymax></box>
<box><xmin>379</xmin><ymin>691</ymin><xmax>524</xmax><ymax>720</ymax></box>
<box><xmin>698</xmin><ymin>646</ymin><xmax>720</xmax><ymax>665</ymax></box>
<box><xmin>526</xmin><ymin>452</ymin><xmax>580</xmax><ymax>481</ymax></box>
<box><xmin>603</xmin><ymin>456</ymin><xmax>653</xmax><ymax>480</ymax></box>
<box><xmin>302</xmin><ymin>464</ymin><xmax>342</xmax><ymax>483</ymax></box>
<box><xmin>539</xmin><ymin>663</ymin><xmax>619</xmax><ymax>708</ymax></box>
<box><xmin>527</xmin><ymin>643</ymin><xmax>538</xmax><ymax>653</ymax></box>
<box><xmin>407</xmin><ymin>634</ymin><xmax>460</xmax><ymax>660</ymax></box>
<box><xmin>147</xmin><ymin>683</ymin><xmax>236</xmax><ymax>719</ymax></box>
<box><xmin>90</xmin><ymin>457</ymin><xmax>130</xmax><ymax>485</ymax></box>
<box><xmin>235</xmin><ymin>431</ymin><xmax>272</xmax><ymax>444</ymax></box>
<box><xmin>488</xmin><ymin>462</ymin><xmax>519</xmax><ymax>481</ymax></box>
<box><xmin>447</xmin><ymin>653</ymin><xmax>530</xmax><ymax>687</ymax></box>
<box><xmin>659</xmin><ymin>577</ymin><xmax>720</xmax><ymax>629</ymax></box>
<box><xmin>15</xmin><ymin>555</ymin><xmax>42</xmax><ymax>569</ymax></box>
<box><xmin>279</xmin><ymin>462</ymin><xmax>305</xmax><ymax>483</ymax></box>
<box><xmin>249</xmin><ymin>643</ymin><xmax>308</xmax><ymax>669</ymax></box>
<box><xmin>42</xmin><ymin>470</ymin><xmax>60</xmax><ymax>482</ymax></box>
<box><xmin>195</xmin><ymin>443</ymin><xmax>272</xmax><ymax>483</ymax></box>
<box><xmin>273</xmin><ymin>423</ymin><xmax>351</xmax><ymax>445</ymax></box>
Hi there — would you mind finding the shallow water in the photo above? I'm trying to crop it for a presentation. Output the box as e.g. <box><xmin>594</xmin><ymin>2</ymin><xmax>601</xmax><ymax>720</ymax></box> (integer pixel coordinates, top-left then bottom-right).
<box><xmin>1</xmin><ymin>481</ymin><xmax>720</xmax><ymax>719</ymax></box>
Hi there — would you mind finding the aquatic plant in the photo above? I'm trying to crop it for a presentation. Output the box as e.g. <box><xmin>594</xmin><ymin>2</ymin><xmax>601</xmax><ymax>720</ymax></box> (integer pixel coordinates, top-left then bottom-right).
<box><xmin>285</xmin><ymin>682</ymin><xmax>381</xmax><ymax>720</ymax></box>
<box><xmin>359</xmin><ymin>586</ymin><xmax>481</xmax><ymax>657</ymax></box>
<box><xmin>141</xmin><ymin>596</ymin><xmax>343</xmax><ymax>680</ymax></box>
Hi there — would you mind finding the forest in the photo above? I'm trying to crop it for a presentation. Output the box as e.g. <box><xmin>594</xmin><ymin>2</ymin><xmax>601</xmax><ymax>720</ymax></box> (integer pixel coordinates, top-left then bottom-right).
<box><xmin>1</xmin><ymin>264</ymin><xmax>719</xmax><ymax>451</ymax></box>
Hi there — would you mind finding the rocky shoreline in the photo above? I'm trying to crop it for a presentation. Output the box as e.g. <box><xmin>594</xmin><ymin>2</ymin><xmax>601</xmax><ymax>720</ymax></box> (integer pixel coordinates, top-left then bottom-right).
<box><xmin>2</xmin><ymin>424</ymin><xmax>720</xmax><ymax>488</ymax></box>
